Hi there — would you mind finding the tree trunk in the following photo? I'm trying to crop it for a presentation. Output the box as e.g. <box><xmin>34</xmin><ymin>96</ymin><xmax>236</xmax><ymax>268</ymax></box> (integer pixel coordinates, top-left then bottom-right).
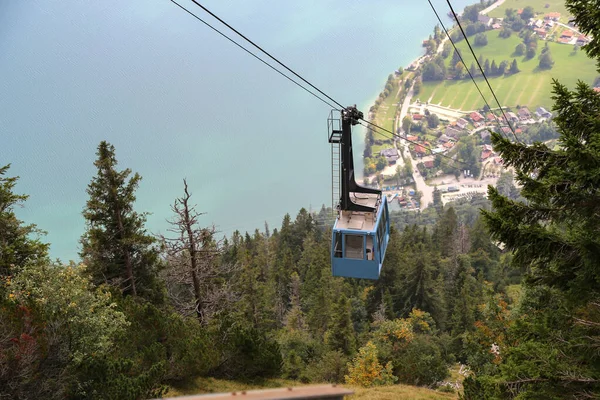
<box><xmin>182</xmin><ymin>180</ymin><xmax>203</xmax><ymax>322</ymax></box>
<box><xmin>108</xmin><ymin>168</ymin><xmax>136</xmax><ymax>296</ymax></box>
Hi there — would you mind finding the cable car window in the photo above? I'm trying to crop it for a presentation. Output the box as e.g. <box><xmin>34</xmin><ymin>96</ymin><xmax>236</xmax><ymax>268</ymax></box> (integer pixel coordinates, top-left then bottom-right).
<box><xmin>377</xmin><ymin>216</ymin><xmax>383</xmax><ymax>255</ymax></box>
<box><xmin>344</xmin><ymin>234</ymin><xmax>364</xmax><ymax>259</ymax></box>
<box><xmin>366</xmin><ymin>235</ymin><xmax>374</xmax><ymax>260</ymax></box>
<box><xmin>334</xmin><ymin>231</ymin><xmax>343</xmax><ymax>258</ymax></box>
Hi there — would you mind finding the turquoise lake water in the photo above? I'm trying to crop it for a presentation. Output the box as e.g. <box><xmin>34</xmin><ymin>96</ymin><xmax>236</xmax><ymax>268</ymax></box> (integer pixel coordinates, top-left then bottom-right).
<box><xmin>1</xmin><ymin>0</ymin><xmax>472</xmax><ymax>261</ymax></box>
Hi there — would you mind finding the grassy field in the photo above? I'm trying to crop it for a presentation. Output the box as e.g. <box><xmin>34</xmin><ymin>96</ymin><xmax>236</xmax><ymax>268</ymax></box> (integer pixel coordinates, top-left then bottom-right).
<box><xmin>371</xmin><ymin>72</ymin><xmax>414</xmax><ymax>142</ymax></box>
<box><xmin>487</xmin><ymin>0</ymin><xmax>571</xmax><ymax>22</ymax></box>
<box><xmin>418</xmin><ymin>30</ymin><xmax>596</xmax><ymax>111</ymax></box>
<box><xmin>165</xmin><ymin>377</ymin><xmax>457</xmax><ymax>399</ymax></box>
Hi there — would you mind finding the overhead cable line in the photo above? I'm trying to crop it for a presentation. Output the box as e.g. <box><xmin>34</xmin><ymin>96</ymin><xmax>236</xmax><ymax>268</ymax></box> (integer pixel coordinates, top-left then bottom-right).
<box><xmin>185</xmin><ymin>0</ymin><xmax>347</xmax><ymax>111</ymax></box>
<box><xmin>172</xmin><ymin>0</ymin><xmax>476</xmax><ymax>168</ymax></box>
<box><xmin>443</xmin><ymin>0</ymin><xmax>521</xmax><ymax>142</ymax></box>
<box><xmin>170</xmin><ymin>0</ymin><xmax>339</xmax><ymax>110</ymax></box>
<box><xmin>425</xmin><ymin>0</ymin><xmax>512</xmax><ymax>142</ymax></box>
<box><xmin>357</xmin><ymin>120</ymin><xmax>469</xmax><ymax>168</ymax></box>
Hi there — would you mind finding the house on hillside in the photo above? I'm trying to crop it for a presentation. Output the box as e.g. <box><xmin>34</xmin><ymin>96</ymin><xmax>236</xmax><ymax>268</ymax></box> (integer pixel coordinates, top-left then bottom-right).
<box><xmin>534</xmin><ymin>19</ymin><xmax>544</xmax><ymax>28</ymax></box>
<box><xmin>407</xmin><ymin>135</ymin><xmax>418</xmax><ymax>142</ymax></box>
<box><xmin>545</xmin><ymin>12</ymin><xmax>561</xmax><ymax>21</ymax></box>
<box><xmin>561</xmin><ymin>30</ymin><xmax>574</xmax><ymax>39</ymax></box>
<box><xmin>481</xmin><ymin>148</ymin><xmax>493</xmax><ymax>161</ymax></box>
<box><xmin>438</xmin><ymin>134</ymin><xmax>451</xmax><ymax>144</ymax></box>
<box><xmin>486</xmin><ymin>113</ymin><xmax>497</xmax><ymax>122</ymax></box>
<box><xmin>577</xmin><ymin>35</ymin><xmax>590</xmax><ymax>46</ymax></box>
<box><xmin>480</xmin><ymin>130</ymin><xmax>491</xmax><ymax>142</ymax></box>
<box><xmin>423</xmin><ymin>160</ymin><xmax>434</xmax><ymax>169</ymax></box>
<box><xmin>536</xmin><ymin>107</ymin><xmax>553</xmax><ymax>118</ymax></box>
<box><xmin>500</xmin><ymin>126</ymin><xmax>513</xmax><ymax>136</ymax></box>
<box><xmin>456</xmin><ymin>118</ymin><xmax>469</xmax><ymax>129</ymax></box>
<box><xmin>412</xmin><ymin>113</ymin><xmax>424</xmax><ymax>121</ymax></box>
<box><xmin>443</xmin><ymin>141</ymin><xmax>455</xmax><ymax>149</ymax></box>
<box><xmin>518</xmin><ymin>107</ymin><xmax>531</xmax><ymax>120</ymax></box>
<box><xmin>414</xmin><ymin>144</ymin><xmax>427</xmax><ymax>156</ymax></box>
<box><xmin>534</xmin><ymin>28</ymin><xmax>547</xmax><ymax>39</ymax></box>
<box><xmin>380</xmin><ymin>148</ymin><xmax>400</xmax><ymax>165</ymax></box>
<box><xmin>470</xmin><ymin>111</ymin><xmax>484</xmax><ymax>123</ymax></box>
<box><xmin>506</xmin><ymin>111</ymin><xmax>519</xmax><ymax>123</ymax></box>
<box><xmin>478</xmin><ymin>14</ymin><xmax>492</xmax><ymax>27</ymax></box>
<box><xmin>492</xmin><ymin>23</ymin><xmax>502</xmax><ymax>29</ymax></box>
<box><xmin>445</xmin><ymin>126</ymin><xmax>461</xmax><ymax>139</ymax></box>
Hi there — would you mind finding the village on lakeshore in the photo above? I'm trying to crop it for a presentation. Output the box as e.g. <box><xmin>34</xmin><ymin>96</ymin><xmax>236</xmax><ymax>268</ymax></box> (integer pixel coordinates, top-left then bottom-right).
<box><xmin>362</xmin><ymin>0</ymin><xmax>597</xmax><ymax>212</ymax></box>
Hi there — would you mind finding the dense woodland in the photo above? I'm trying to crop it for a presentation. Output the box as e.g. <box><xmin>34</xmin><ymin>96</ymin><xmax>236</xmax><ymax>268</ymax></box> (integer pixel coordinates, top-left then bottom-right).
<box><xmin>0</xmin><ymin>143</ymin><xmax>512</xmax><ymax>398</ymax></box>
<box><xmin>2</xmin><ymin>0</ymin><xmax>600</xmax><ymax>399</ymax></box>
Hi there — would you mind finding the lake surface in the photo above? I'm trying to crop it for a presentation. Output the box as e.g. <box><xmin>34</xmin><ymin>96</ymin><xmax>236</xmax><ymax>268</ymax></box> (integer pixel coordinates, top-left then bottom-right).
<box><xmin>1</xmin><ymin>0</ymin><xmax>473</xmax><ymax>261</ymax></box>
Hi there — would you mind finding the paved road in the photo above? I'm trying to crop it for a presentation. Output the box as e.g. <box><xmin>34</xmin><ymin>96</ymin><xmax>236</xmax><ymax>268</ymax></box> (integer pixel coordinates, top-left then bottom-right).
<box><xmin>480</xmin><ymin>0</ymin><xmax>506</xmax><ymax>15</ymax></box>
<box><xmin>555</xmin><ymin>21</ymin><xmax>583</xmax><ymax>37</ymax></box>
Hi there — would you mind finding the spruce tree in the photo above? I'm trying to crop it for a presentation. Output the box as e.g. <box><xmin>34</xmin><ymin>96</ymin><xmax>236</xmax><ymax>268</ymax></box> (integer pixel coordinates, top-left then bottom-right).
<box><xmin>463</xmin><ymin>1</ymin><xmax>600</xmax><ymax>394</ymax></box>
<box><xmin>80</xmin><ymin>141</ymin><xmax>162</xmax><ymax>302</ymax></box>
<box><xmin>509</xmin><ymin>58</ymin><xmax>519</xmax><ymax>74</ymax></box>
<box><xmin>0</xmin><ymin>165</ymin><xmax>48</xmax><ymax>278</ymax></box>
<box><xmin>324</xmin><ymin>293</ymin><xmax>356</xmax><ymax>355</ymax></box>
<box><xmin>490</xmin><ymin>59</ymin><xmax>498</xmax><ymax>76</ymax></box>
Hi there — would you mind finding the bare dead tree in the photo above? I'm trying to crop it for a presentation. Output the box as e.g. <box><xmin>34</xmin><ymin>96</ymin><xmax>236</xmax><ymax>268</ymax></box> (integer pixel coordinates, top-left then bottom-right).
<box><xmin>160</xmin><ymin>179</ymin><xmax>238</xmax><ymax>324</ymax></box>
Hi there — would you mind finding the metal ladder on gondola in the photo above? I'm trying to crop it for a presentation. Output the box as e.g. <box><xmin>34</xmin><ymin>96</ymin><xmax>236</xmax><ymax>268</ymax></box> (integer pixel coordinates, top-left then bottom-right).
<box><xmin>328</xmin><ymin>112</ymin><xmax>342</xmax><ymax>215</ymax></box>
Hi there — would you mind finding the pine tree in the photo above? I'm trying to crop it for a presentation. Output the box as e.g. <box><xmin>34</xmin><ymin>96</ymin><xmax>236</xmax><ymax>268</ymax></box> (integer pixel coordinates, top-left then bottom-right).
<box><xmin>490</xmin><ymin>59</ymin><xmax>498</xmax><ymax>76</ymax></box>
<box><xmin>469</xmin><ymin>62</ymin><xmax>478</xmax><ymax>77</ymax></box>
<box><xmin>435</xmin><ymin>207</ymin><xmax>458</xmax><ymax>258</ymax></box>
<box><xmin>451</xmin><ymin>49</ymin><xmax>461</xmax><ymax>68</ymax></box>
<box><xmin>401</xmin><ymin>242</ymin><xmax>444</xmax><ymax>325</ymax></box>
<box><xmin>80</xmin><ymin>141</ymin><xmax>162</xmax><ymax>302</ymax></box>
<box><xmin>509</xmin><ymin>58</ymin><xmax>519</xmax><ymax>74</ymax></box>
<box><xmin>324</xmin><ymin>293</ymin><xmax>356</xmax><ymax>355</ymax></box>
<box><xmin>463</xmin><ymin>2</ymin><xmax>600</xmax><ymax>393</ymax></box>
<box><xmin>0</xmin><ymin>165</ymin><xmax>48</xmax><ymax>278</ymax></box>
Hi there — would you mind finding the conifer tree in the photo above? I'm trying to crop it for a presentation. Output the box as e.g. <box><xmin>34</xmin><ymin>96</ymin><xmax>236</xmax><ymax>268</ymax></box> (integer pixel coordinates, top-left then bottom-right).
<box><xmin>325</xmin><ymin>293</ymin><xmax>356</xmax><ymax>355</ymax></box>
<box><xmin>509</xmin><ymin>58</ymin><xmax>519</xmax><ymax>74</ymax></box>
<box><xmin>490</xmin><ymin>59</ymin><xmax>498</xmax><ymax>76</ymax></box>
<box><xmin>80</xmin><ymin>141</ymin><xmax>162</xmax><ymax>302</ymax></box>
<box><xmin>464</xmin><ymin>2</ymin><xmax>600</xmax><ymax>395</ymax></box>
<box><xmin>0</xmin><ymin>165</ymin><xmax>48</xmax><ymax>278</ymax></box>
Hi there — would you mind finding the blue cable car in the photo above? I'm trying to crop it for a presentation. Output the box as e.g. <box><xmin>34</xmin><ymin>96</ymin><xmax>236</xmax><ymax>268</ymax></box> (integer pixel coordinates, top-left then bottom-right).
<box><xmin>329</xmin><ymin>106</ymin><xmax>390</xmax><ymax>280</ymax></box>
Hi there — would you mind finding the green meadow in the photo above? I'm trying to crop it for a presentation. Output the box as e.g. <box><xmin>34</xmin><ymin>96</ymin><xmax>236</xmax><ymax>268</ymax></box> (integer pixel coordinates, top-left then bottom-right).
<box><xmin>418</xmin><ymin>30</ymin><xmax>596</xmax><ymax>111</ymax></box>
<box><xmin>487</xmin><ymin>0</ymin><xmax>571</xmax><ymax>22</ymax></box>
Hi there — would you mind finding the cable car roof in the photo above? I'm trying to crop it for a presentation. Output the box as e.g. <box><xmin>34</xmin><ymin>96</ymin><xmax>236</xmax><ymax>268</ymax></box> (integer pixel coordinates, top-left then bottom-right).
<box><xmin>334</xmin><ymin>192</ymin><xmax>381</xmax><ymax>232</ymax></box>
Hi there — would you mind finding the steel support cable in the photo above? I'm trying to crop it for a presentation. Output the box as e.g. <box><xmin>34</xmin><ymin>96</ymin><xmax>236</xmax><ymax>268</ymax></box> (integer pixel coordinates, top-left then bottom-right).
<box><xmin>425</xmin><ymin>0</ymin><xmax>510</xmax><ymax>141</ymax></box>
<box><xmin>173</xmin><ymin>0</ymin><xmax>480</xmax><ymax>167</ymax></box>
<box><xmin>357</xmin><ymin>120</ymin><xmax>469</xmax><ymax>168</ymax></box>
<box><xmin>444</xmin><ymin>0</ymin><xmax>521</xmax><ymax>143</ymax></box>
<box><xmin>186</xmin><ymin>0</ymin><xmax>347</xmax><ymax>111</ymax></box>
<box><xmin>170</xmin><ymin>0</ymin><xmax>340</xmax><ymax>110</ymax></box>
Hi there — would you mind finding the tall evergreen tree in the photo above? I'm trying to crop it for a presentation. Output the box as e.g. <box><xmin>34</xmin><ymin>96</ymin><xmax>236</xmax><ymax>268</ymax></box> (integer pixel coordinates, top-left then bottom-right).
<box><xmin>0</xmin><ymin>165</ymin><xmax>48</xmax><ymax>279</ymax></box>
<box><xmin>464</xmin><ymin>2</ymin><xmax>600</xmax><ymax>395</ymax></box>
<box><xmin>490</xmin><ymin>59</ymin><xmax>498</xmax><ymax>76</ymax></box>
<box><xmin>325</xmin><ymin>293</ymin><xmax>356</xmax><ymax>355</ymax></box>
<box><xmin>509</xmin><ymin>58</ymin><xmax>519</xmax><ymax>74</ymax></box>
<box><xmin>80</xmin><ymin>141</ymin><xmax>162</xmax><ymax>302</ymax></box>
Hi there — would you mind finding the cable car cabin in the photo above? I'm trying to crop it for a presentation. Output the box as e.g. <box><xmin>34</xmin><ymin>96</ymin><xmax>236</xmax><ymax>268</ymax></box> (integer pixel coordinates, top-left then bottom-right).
<box><xmin>331</xmin><ymin>192</ymin><xmax>390</xmax><ymax>279</ymax></box>
<box><xmin>328</xmin><ymin>105</ymin><xmax>391</xmax><ymax>280</ymax></box>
